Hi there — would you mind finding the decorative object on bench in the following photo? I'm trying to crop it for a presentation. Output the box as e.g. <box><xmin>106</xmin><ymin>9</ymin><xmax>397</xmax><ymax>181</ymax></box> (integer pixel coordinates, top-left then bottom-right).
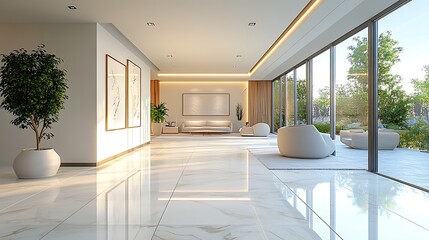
<box><xmin>277</xmin><ymin>125</ymin><xmax>335</xmax><ymax>158</ymax></box>
<box><xmin>240</xmin><ymin>123</ymin><xmax>270</xmax><ymax>137</ymax></box>
<box><xmin>165</xmin><ymin>121</ymin><xmax>176</xmax><ymax>127</ymax></box>
<box><xmin>151</xmin><ymin>102</ymin><xmax>168</xmax><ymax>136</ymax></box>
<box><xmin>340</xmin><ymin>129</ymin><xmax>400</xmax><ymax>150</ymax></box>
<box><xmin>235</xmin><ymin>103</ymin><xmax>244</xmax><ymax>130</ymax></box>
<box><xmin>181</xmin><ymin>120</ymin><xmax>232</xmax><ymax>133</ymax></box>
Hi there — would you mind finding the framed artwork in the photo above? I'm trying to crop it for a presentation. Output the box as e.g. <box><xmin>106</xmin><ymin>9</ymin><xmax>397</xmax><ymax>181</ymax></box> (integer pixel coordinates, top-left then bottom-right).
<box><xmin>182</xmin><ymin>93</ymin><xmax>230</xmax><ymax>116</ymax></box>
<box><xmin>126</xmin><ymin>60</ymin><xmax>141</xmax><ymax>128</ymax></box>
<box><xmin>106</xmin><ymin>54</ymin><xmax>126</xmax><ymax>131</ymax></box>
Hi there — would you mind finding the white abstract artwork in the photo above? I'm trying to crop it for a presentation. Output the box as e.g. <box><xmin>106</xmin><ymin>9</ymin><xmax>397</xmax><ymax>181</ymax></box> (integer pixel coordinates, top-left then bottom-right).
<box><xmin>182</xmin><ymin>93</ymin><xmax>230</xmax><ymax>116</ymax></box>
<box><xmin>106</xmin><ymin>55</ymin><xmax>126</xmax><ymax>131</ymax></box>
<box><xmin>127</xmin><ymin>60</ymin><xmax>141</xmax><ymax>128</ymax></box>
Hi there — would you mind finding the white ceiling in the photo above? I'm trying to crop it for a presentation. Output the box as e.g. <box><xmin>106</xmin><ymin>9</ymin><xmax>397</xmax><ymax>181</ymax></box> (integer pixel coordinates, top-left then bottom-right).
<box><xmin>0</xmin><ymin>0</ymin><xmax>401</xmax><ymax>80</ymax></box>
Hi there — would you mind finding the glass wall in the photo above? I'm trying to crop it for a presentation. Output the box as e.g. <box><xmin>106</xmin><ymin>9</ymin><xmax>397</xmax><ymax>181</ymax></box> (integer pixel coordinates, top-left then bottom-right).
<box><xmin>312</xmin><ymin>50</ymin><xmax>331</xmax><ymax>133</ymax></box>
<box><xmin>335</xmin><ymin>28</ymin><xmax>368</xmax><ymax>162</ymax></box>
<box><xmin>273</xmin><ymin>78</ymin><xmax>281</xmax><ymax>132</ymax></box>
<box><xmin>378</xmin><ymin>0</ymin><xmax>429</xmax><ymax>190</ymax></box>
<box><xmin>270</xmin><ymin>0</ymin><xmax>429</xmax><ymax>191</ymax></box>
<box><xmin>286</xmin><ymin>71</ymin><xmax>295</xmax><ymax>126</ymax></box>
<box><xmin>335</xmin><ymin>28</ymin><xmax>368</xmax><ymax>133</ymax></box>
<box><xmin>280</xmin><ymin>75</ymin><xmax>286</xmax><ymax>127</ymax></box>
<box><xmin>296</xmin><ymin>64</ymin><xmax>307</xmax><ymax>124</ymax></box>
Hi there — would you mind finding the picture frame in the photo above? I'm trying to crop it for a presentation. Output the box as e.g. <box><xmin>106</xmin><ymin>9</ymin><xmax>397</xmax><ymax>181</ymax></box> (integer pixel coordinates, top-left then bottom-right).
<box><xmin>126</xmin><ymin>60</ymin><xmax>141</xmax><ymax>128</ymax></box>
<box><xmin>106</xmin><ymin>54</ymin><xmax>126</xmax><ymax>131</ymax></box>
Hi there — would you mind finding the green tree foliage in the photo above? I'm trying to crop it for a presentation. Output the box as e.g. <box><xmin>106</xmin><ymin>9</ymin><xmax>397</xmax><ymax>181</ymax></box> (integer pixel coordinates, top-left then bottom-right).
<box><xmin>272</xmin><ymin>79</ymin><xmax>280</xmax><ymax>131</ymax></box>
<box><xmin>412</xmin><ymin>65</ymin><xmax>429</xmax><ymax>121</ymax></box>
<box><xmin>313</xmin><ymin>86</ymin><xmax>330</xmax><ymax>121</ymax></box>
<box><xmin>0</xmin><ymin>45</ymin><xmax>68</xmax><ymax>150</ymax></box>
<box><xmin>334</xmin><ymin>31</ymin><xmax>410</xmax><ymax>128</ymax></box>
<box><xmin>345</xmin><ymin>35</ymin><xmax>369</xmax><ymax>125</ymax></box>
<box><xmin>377</xmin><ymin>32</ymin><xmax>410</xmax><ymax>128</ymax></box>
<box><xmin>296</xmin><ymin>79</ymin><xmax>307</xmax><ymax>123</ymax></box>
<box><xmin>286</xmin><ymin>76</ymin><xmax>295</xmax><ymax>126</ymax></box>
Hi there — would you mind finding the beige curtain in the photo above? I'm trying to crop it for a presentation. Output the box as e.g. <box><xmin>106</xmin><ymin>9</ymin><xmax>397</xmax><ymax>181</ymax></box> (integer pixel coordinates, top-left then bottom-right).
<box><xmin>150</xmin><ymin>80</ymin><xmax>160</xmax><ymax>105</ymax></box>
<box><xmin>248</xmin><ymin>80</ymin><xmax>272</xmax><ymax>128</ymax></box>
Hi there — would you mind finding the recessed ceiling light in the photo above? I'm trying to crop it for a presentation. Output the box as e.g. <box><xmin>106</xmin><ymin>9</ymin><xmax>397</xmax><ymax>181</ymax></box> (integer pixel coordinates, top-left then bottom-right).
<box><xmin>248</xmin><ymin>22</ymin><xmax>256</xmax><ymax>26</ymax></box>
<box><xmin>158</xmin><ymin>0</ymin><xmax>322</xmax><ymax>78</ymax></box>
<box><xmin>68</xmin><ymin>5</ymin><xmax>77</xmax><ymax>10</ymax></box>
<box><xmin>147</xmin><ymin>22</ymin><xmax>156</xmax><ymax>27</ymax></box>
<box><xmin>166</xmin><ymin>54</ymin><xmax>173</xmax><ymax>58</ymax></box>
<box><xmin>236</xmin><ymin>55</ymin><xmax>242</xmax><ymax>58</ymax></box>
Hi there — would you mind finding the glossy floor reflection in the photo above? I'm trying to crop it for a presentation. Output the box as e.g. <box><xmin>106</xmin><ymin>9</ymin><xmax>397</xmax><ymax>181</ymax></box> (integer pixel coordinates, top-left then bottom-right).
<box><xmin>0</xmin><ymin>134</ymin><xmax>428</xmax><ymax>239</ymax></box>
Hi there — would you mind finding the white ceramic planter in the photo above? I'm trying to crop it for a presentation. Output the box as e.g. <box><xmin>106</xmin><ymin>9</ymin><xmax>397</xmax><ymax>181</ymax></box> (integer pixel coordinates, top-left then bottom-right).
<box><xmin>236</xmin><ymin>121</ymin><xmax>243</xmax><ymax>132</ymax></box>
<box><xmin>152</xmin><ymin>122</ymin><xmax>162</xmax><ymax>136</ymax></box>
<box><xmin>13</xmin><ymin>148</ymin><xmax>61</xmax><ymax>178</ymax></box>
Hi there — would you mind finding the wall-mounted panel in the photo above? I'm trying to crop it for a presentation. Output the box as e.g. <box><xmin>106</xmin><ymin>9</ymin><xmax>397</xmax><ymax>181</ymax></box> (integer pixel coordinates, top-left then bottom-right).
<box><xmin>182</xmin><ymin>93</ymin><xmax>230</xmax><ymax>116</ymax></box>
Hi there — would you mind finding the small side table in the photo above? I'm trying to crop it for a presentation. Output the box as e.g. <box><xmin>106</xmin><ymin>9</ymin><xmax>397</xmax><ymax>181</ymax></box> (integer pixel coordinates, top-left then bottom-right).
<box><xmin>163</xmin><ymin>126</ymin><xmax>179</xmax><ymax>134</ymax></box>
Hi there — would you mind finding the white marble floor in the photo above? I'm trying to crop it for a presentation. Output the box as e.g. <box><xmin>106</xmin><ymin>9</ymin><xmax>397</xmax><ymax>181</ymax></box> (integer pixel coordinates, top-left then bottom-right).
<box><xmin>0</xmin><ymin>134</ymin><xmax>428</xmax><ymax>239</ymax></box>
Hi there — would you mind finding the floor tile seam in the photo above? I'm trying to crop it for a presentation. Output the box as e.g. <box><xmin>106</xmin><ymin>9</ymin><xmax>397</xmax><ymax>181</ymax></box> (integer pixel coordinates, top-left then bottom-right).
<box><xmin>38</xmin><ymin>167</ymin><xmax>143</xmax><ymax>239</ymax></box>
<box><xmin>267</xmin><ymin>169</ymin><xmax>344</xmax><ymax>240</ymax></box>
<box><xmin>150</xmin><ymin>151</ymin><xmax>194</xmax><ymax>240</ymax></box>
<box><xmin>249</xmin><ymin>204</ymin><xmax>270</xmax><ymax>240</ymax></box>
<box><xmin>330</xmin><ymin>172</ymin><xmax>429</xmax><ymax>229</ymax></box>
<box><xmin>279</xmin><ymin>180</ymin><xmax>345</xmax><ymax>240</ymax></box>
<box><xmin>0</xmin><ymin>167</ymin><xmax>95</xmax><ymax>213</ymax></box>
<box><xmin>382</xmin><ymin>206</ymin><xmax>429</xmax><ymax>232</ymax></box>
<box><xmin>275</xmin><ymin>170</ymin><xmax>429</xmax><ymax>236</ymax></box>
<box><xmin>0</xmin><ymin>170</ymin><xmax>93</xmax><ymax>213</ymax></box>
<box><xmin>37</xmin><ymin>191</ymin><xmax>106</xmax><ymax>240</ymax></box>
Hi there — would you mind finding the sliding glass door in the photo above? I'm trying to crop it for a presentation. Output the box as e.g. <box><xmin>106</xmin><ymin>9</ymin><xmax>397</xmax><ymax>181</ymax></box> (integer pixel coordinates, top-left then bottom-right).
<box><xmin>377</xmin><ymin>0</ymin><xmax>429</xmax><ymax>190</ymax></box>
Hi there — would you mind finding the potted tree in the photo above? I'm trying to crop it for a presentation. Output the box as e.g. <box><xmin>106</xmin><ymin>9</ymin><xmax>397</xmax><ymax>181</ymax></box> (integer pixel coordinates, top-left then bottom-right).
<box><xmin>236</xmin><ymin>103</ymin><xmax>244</xmax><ymax>131</ymax></box>
<box><xmin>151</xmin><ymin>102</ymin><xmax>168</xmax><ymax>136</ymax></box>
<box><xmin>0</xmin><ymin>45</ymin><xmax>68</xmax><ymax>178</ymax></box>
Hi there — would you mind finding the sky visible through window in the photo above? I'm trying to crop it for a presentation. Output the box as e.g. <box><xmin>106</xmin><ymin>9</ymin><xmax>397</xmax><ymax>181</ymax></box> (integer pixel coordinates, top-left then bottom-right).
<box><xmin>312</xmin><ymin>0</ymin><xmax>429</xmax><ymax>97</ymax></box>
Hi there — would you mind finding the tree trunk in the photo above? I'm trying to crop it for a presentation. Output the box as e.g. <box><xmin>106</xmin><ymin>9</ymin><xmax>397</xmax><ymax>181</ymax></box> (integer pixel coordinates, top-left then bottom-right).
<box><xmin>34</xmin><ymin>128</ymin><xmax>41</xmax><ymax>150</ymax></box>
<box><xmin>37</xmin><ymin>137</ymin><xmax>41</xmax><ymax>150</ymax></box>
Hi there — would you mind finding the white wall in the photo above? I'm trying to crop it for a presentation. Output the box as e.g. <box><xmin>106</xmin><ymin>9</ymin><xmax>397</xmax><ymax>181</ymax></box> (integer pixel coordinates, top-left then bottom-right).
<box><xmin>159</xmin><ymin>81</ymin><xmax>248</xmax><ymax>132</ymax></box>
<box><xmin>0</xmin><ymin>23</ymin><xmax>153</xmax><ymax>166</ymax></box>
<box><xmin>96</xmin><ymin>24</ymin><xmax>151</xmax><ymax>162</ymax></box>
<box><xmin>0</xmin><ymin>23</ymin><xmax>98</xmax><ymax>166</ymax></box>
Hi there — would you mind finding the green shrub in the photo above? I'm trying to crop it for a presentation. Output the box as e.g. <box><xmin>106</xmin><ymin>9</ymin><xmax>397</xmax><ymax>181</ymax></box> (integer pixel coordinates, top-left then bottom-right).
<box><xmin>399</xmin><ymin>120</ymin><xmax>429</xmax><ymax>151</ymax></box>
<box><xmin>313</xmin><ymin>122</ymin><xmax>330</xmax><ymax>134</ymax></box>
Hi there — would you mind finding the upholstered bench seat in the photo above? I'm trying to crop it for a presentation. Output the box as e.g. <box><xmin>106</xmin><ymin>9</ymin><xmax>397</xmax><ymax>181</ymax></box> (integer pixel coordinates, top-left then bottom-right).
<box><xmin>181</xmin><ymin>120</ymin><xmax>232</xmax><ymax>133</ymax></box>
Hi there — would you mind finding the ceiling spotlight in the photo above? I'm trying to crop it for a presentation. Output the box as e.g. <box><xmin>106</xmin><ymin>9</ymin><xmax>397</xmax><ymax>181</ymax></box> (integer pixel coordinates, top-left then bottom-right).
<box><xmin>68</xmin><ymin>5</ymin><xmax>77</xmax><ymax>10</ymax></box>
<box><xmin>236</xmin><ymin>55</ymin><xmax>242</xmax><ymax>58</ymax></box>
<box><xmin>147</xmin><ymin>22</ymin><xmax>156</xmax><ymax>27</ymax></box>
<box><xmin>166</xmin><ymin>54</ymin><xmax>173</xmax><ymax>58</ymax></box>
<box><xmin>248</xmin><ymin>22</ymin><xmax>256</xmax><ymax>26</ymax></box>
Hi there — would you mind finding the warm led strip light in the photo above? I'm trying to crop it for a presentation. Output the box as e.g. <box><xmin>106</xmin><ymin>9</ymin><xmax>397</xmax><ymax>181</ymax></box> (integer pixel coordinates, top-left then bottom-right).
<box><xmin>157</xmin><ymin>73</ymin><xmax>250</xmax><ymax>77</ymax></box>
<box><xmin>158</xmin><ymin>0</ymin><xmax>322</xmax><ymax>78</ymax></box>
<box><xmin>158</xmin><ymin>197</ymin><xmax>251</xmax><ymax>201</ymax></box>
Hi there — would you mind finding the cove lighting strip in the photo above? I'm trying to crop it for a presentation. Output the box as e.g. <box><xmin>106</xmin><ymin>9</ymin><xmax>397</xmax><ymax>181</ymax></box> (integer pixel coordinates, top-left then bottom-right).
<box><xmin>158</xmin><ymin>197</ymin><xmax>251</xmax><ymax>201</ymax></box>
<box><xmin>158</xmin><ymin>0</ymin><xmax>322</xmax><ymax>78</ymax></box>
<box><xmin>157</xmin><ymin>73</ymin><xmax>250</xmax><ymax>77</ymax></box>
